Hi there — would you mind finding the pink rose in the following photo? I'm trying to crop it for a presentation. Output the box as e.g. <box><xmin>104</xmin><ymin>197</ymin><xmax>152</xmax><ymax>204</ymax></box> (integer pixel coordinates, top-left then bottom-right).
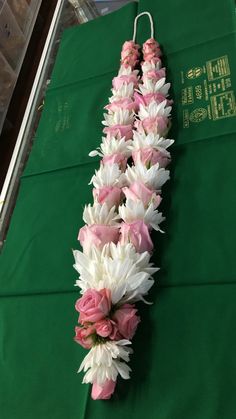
<box><xmin>135</xmin><ymin>116</ymin><xmax>168</xmax><ymax>135</ymax></box>
<box><xmin>75</xmin><ymin>288</ymin><xmax>111</xmax><ymax>324</ymax></box>
<box><xmin>95</xmin><ymin>319</ymin><xmax>113</xmax><ymax>337</ymax></box>
<box><xmin>143</xmin><ymin>38</ymin><xmax>162</xmax><ymax>61</ymax></box>
<box><xmin>93</xmin><ymin>186</ymin><xmax>121</xmax><ymax>208</ymax></box>
<box><xmin>143</xmin><ymin>52</ymin><xmax>159</xmax><ymax>62</ymax></box>
<box><xmin>78</xmin><ymin>224</ymin><xmax>119</xmax><ymax>254</ymax></box>
<box><xmin>121</xmin><ymin>41</ymin><xmax>140</xmax><ymax>68</ymax></box>
<box><xmin>122</xmin><ymin>40</ymin><xmax>139</xmax><ymax>52</ymax></box>
<box><xmin>105</xmin><ymin>98</ymin><xmax>136</xmax><ymax>112</ymax></box>
<box><xmin>103</xmin><ymin>124</ymin><xmax>133</xmax><ymax>140</ymax></box>
<box><xmin>134</xmin><ymin>92</ymin><xmax>169</xmax><ymax>109</ymax></box>
<box><xmin>143</xmin><ymin>92</ymin><xmax>172</xmax><ymax>106</ymax></box>
<box><xmin>142</xmin><ymin>68</ymin><xmax>166</xmax><ymax>82</ymax></box>
<box><xmin>132</xmin><ymin>147</ymin><xmax>170</xmax><ymax>168</ymax></box>
<box><xmin>112</xmin><ymin>303</ymin><xmax>140</xmax><ymax>339</ymax></box>
<box><xmin>120</xmin><ymin>220</ymin><xmax>153</xmax><ymax>253</ymax></box>
<box><xmin>102</xmin><ymin>152</ymin><xmax>127</xmax><ymax>171</ymax></box>
<box><xmin>121</xmin><ymin>56</ymin><xmax>139</xmax><ymax>68</ymax></box>
<box><xmin>143</xmin><ymin>38</ymin><xmax>160</xmax><ymax>52</ymax></box>
<box><xmin>122</xmin><ymin>181</ymin><xmax>162</xmax><ymax>208</ymax></box>
<box><xmin>74</xmin><ymin>325</ymin><xmax>95</xmax><ymax>349</ymax></box>
<box><xmin>91</xmin><ymin>379</ymin><xmax>116</xmax><ymax>400</ymax></box>
<box><xmin>109</xmin><ymin>321</ymin><xmax>122</xmax><ymax>340</ymax></box>
<box><xmin>112</xmin><ymin>74</ymin><xmax>138</xmax><ymax>90</ymax></box>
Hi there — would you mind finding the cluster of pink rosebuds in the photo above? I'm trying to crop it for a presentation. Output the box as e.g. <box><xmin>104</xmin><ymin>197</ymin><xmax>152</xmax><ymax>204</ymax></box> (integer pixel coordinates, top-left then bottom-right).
<box><xmin>75</xmin><ymin>289</ymin><xmax>140</xmax><ymax>349</ymax></box>
<box><xmin>120</xmin><ymin>40</ymin><xmax>140</xmax><ymax>68</ymax></box>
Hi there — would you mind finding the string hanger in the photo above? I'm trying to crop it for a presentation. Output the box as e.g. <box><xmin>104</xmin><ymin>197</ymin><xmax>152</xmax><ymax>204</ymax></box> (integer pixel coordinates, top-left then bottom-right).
<box><xmin>132</xmin><ymin>11</ymin><xmax>154</xmax><ymax>43</ymax></box>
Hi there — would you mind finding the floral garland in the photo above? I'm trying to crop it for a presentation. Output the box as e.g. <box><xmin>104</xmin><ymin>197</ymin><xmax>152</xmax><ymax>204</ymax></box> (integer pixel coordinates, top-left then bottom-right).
<box><xmin>73</xmin><ymin>35</ymin><xmax>174</xmax><ymax>400</ymax></box>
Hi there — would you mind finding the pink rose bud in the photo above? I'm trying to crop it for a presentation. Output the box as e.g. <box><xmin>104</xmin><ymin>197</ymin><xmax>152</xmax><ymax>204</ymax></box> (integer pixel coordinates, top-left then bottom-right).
<box><xmin>132</xmin><ymin>147</ymin><xmax>170</xmax><ymax>168</ymax></box>
<box><xmin>95</xmin><ymin>319</ymin><xmax>113</xmax><ymax>337</ymax></box>
<box><xmin>112</xmin><ymin>74</ymin><xmax>138</xmax><ymax>90</ymax></box>
<box><xmin>103</xmin><ymin>124</ymin><xmax>133</xmax><ymax>140</ymax></box>
<box><xmin>108</xmin><ymin>321</ymin><xmax>122</xmax><ymax>340</ymax></box>
<box><xmin>135</xmin><ymin>116</ymin><xmax>168</xmax><ymax>135</ymax></box>
<box><xmin>144</xmin><ymin>92</ymin><xmax>168</xmax><ymax>105</ymax></box>
<box><xmin>143</xmin><ymin>38</ymin><xmax>160</xmax><ymax>50</ymax></box>
<box><xmin>142</xmin><ymin>68</ymin><xmax>166</xmax><ymax>82</ymax></box>
<box><xmin>78</xmin><ymin>224</ymin><xmax>119</xmax><ymax>254</ymax></box>
<box><xmin>134</xmin><ymin>92</ymin><xmax>168</xmax><ymax>109</ymax></box>
<box><xmin>93</xmin><ymin>186</ymin><xmax>122</xmax><ymax>208</ymax></box>
<box><xmin>122</xmin><ymin>40</ymin><xmax>139</xmax><ymax>52</ymax></box>
<box><xmin>74</xmin><ymin>325</ymin><xmax>95</xmax><ymax>349</ymax></box>
<box><xmin>91</xmin><ymin>379</ymin><xmax>116</xmax><ymax>400</ymax></box>
<box><xmin>133</xmin><ymin>92</ymin><xmax>147</xmax><ymax>109</ymax></box>
<box><xmin>102</xmin><ymin>152</ymin><xmax>127</xmax><ymax>171</ymax></box>
<box><xmin>112</xmin><ymin>303</ymin><xmax>140</xmax><ymax>340</ymax></box>
<box><xmin>143</xmin><ymin>38</ymin><xmax>162</xmax><ymax>59</ymax></box>
<box><xmin>122</xmin><ymin>181</ymin><xmax>162</xmax><ymax>208</ymax></box>
<box><xmin>120</xmin><ymin>41</ymin><xmax>140</xmax><ymax>68</ymax></box>
<box><xmin>75</xmin><ymin>288</ymin><xmax>111</xmax><ymax>324</ymax></box>
<box><xmin>120</xmin><ymin>220</ymin><xmax>153</xmax><ymax>253</ymax></box>
<box><xmin>105</xmin><ymin>97</ymin><xmax>136</xmax><ymax>112</ymax></box>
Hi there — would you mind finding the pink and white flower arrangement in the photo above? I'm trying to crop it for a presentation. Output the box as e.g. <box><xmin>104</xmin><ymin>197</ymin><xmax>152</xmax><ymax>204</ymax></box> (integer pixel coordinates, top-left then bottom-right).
<box><xmin>73</xmin><ymin>36</ymin><xmax>174</xmax><ymax>399</ymax></box>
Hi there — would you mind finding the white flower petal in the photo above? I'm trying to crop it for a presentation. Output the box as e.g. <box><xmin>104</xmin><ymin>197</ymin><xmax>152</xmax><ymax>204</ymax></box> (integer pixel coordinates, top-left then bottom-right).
<box><xmin>79</xmin><ymin>341</ymin><xmax>133</xmax><ymax>385</ymax></box>
<box><xmin>82</xmin><ymin>203</ymin><xmax>120</xmax><ymax>226</ymax></box>
<box><xmin>89</xmin><ymin>163</ymin><xmax>122</xmax><ymax>188</ymax></box>
<box><xmin>124</xmin><ymin>162</ymin><xmax>170</xmax><ymax>191</ymax></box>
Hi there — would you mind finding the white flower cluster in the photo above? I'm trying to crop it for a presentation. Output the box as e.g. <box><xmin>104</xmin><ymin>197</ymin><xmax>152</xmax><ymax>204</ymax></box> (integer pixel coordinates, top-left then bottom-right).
<box><xmin>74</xmin><ymin>242</ymin><xmax>158</xmax><ymax>304</ymax></box>
<box><xmin>89</xmin><ymin>136</ymin><xmax>132</xmax><ymax>159</ymax></box>
<box><xmin>79</xmin><ymin>340</ymin><xmax>133</xmax><ymax>386</ymax></box>
<box><xmin>129</xmin><ymin>131</ymin><xmax>174</xmax><ymax>155</ymax></box>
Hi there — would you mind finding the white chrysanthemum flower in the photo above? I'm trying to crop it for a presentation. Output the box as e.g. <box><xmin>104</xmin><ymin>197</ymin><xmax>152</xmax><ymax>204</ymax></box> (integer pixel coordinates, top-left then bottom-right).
<box><xmin>82</xmin><ymin>203</ymin><xmax>120</xmax><ymax>226</ymax></box>
<box><xmin>118</xmin><ymin>66</ymin><xmax>139</xmax><ymax>77</ymax></box>
<box><xmin>89</xmin><ymin>136</ymin><xmax>132</xmax><ymax>158</ymax></box>
<box><xmin>110</xmin><ymin>83</ymin><xmax>134</xmax><ymax>100</ymax></box>
<box><xmin>73</xmin><ymin>243</ymin><xmax>158</xmax><ymax>293</ymax></box>
<box><xmin>73</xmin><ymin>245</ymin><xmax>155</xmax><ymax>303</ymax></box>
<box><xmin>79</xmin><ymin>340</ymin><xmax>133</xmax><ymax>385</ymax></box>
<box><xmin>128</xmin><ymin>132</ymin><xmax>174</xmax><ymax>156</ymax></box>
<box><xmin>101</xmin><ymin>242</ymin><xmax>159</xmax><ymax>277</ymax></box>
<box><xmin>138</xmin><ymin>100</ymin><xmax>172</xmax><ymax>120</ymax></box>
<box><xmin>102</xmin><ymin>257</ymin><xmax>152</xmax><ymax>303</ymax></box>
<box><xmin>119</xmin><ymin>199</ymin><xmax>165</xmax><ymax>231</ymax></box>
<box><xmin>108</xmin><ymin>242</ymin><xmax>158</xmax><ymax>276</ymax></box>
<box><xmin>141</xmin><ymin>60</ymin><xmax>161</xmax><ymax>73</ymax></box>
<box><xmin>73</xmin><ymin>248</ymin><xmax>104</xmax><ymax>292</ymax></box>
<box><xmin>89</xmin><ymin>163</ymin><xmax>122</xmax><ymax>188</ymax></box>
<box><xmin>139</xmin><ymin>77</ymin><xmax>170</xmax><ymax>96</ymax></box>
<box><xmin>131</xmin><ymin>248</ymin><xmax>159</xmax><ymax>276</ymax></box>
<box><xmin>102</xmin><ymin>109</ymin><xmax>134</xmax><ymax>127</ymax></box>
<box><xmin>123</xmin><ymin>162</ymin><xmax>170</xmax><ymax>191</ymax></box>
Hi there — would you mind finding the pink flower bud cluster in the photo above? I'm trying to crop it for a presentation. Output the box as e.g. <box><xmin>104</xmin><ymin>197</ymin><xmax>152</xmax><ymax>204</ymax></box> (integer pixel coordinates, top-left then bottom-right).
<box><xmin>74</xmin><ymin>289</ymin><xmax>140</xmax><ymax>349</ymax></box>
<box><xmin>143</xmin><ymin>37</ymin><xmax>162</xmax><ymax>63</ymax></box>
<box><xmin>120</xmin><ymin>40</ymin><xmax>140</xmax><ymax>68</ymax></box>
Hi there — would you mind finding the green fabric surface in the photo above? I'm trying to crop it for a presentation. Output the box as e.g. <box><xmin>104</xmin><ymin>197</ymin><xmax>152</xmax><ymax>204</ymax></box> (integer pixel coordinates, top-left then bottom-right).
<box><xmin>0</xmin><ymin>0</ymin><xmax>236</xmax><ymax>418</ymax></box>
<box><xmin>23</xmin><ymin>76</ymin><xmax>109</xmax><ymax>175</ymax></box>
<box><xmin>1</xmin><ymin>285</ymin><xmax>236</xmax><ymax>419</ymax></box>
<box><xmin>0</xmin><ymin>164</ymin><xmax>96</xmax><ymax>296</ymax></box>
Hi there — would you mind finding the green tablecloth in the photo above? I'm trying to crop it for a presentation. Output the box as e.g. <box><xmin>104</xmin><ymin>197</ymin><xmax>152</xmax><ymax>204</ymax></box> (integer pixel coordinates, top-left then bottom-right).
<box><xmin>0</xmin><ymin>1</ymin><xmax>236</xmax><ymax>418</ymax></box>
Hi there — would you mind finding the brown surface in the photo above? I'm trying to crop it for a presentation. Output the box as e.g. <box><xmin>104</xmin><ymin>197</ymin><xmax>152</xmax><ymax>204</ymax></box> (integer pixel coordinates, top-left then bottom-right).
<box><xmin>0</xmin><ymin>0</ymin><xmax>58</xmax><ymax>189</ymax></box>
